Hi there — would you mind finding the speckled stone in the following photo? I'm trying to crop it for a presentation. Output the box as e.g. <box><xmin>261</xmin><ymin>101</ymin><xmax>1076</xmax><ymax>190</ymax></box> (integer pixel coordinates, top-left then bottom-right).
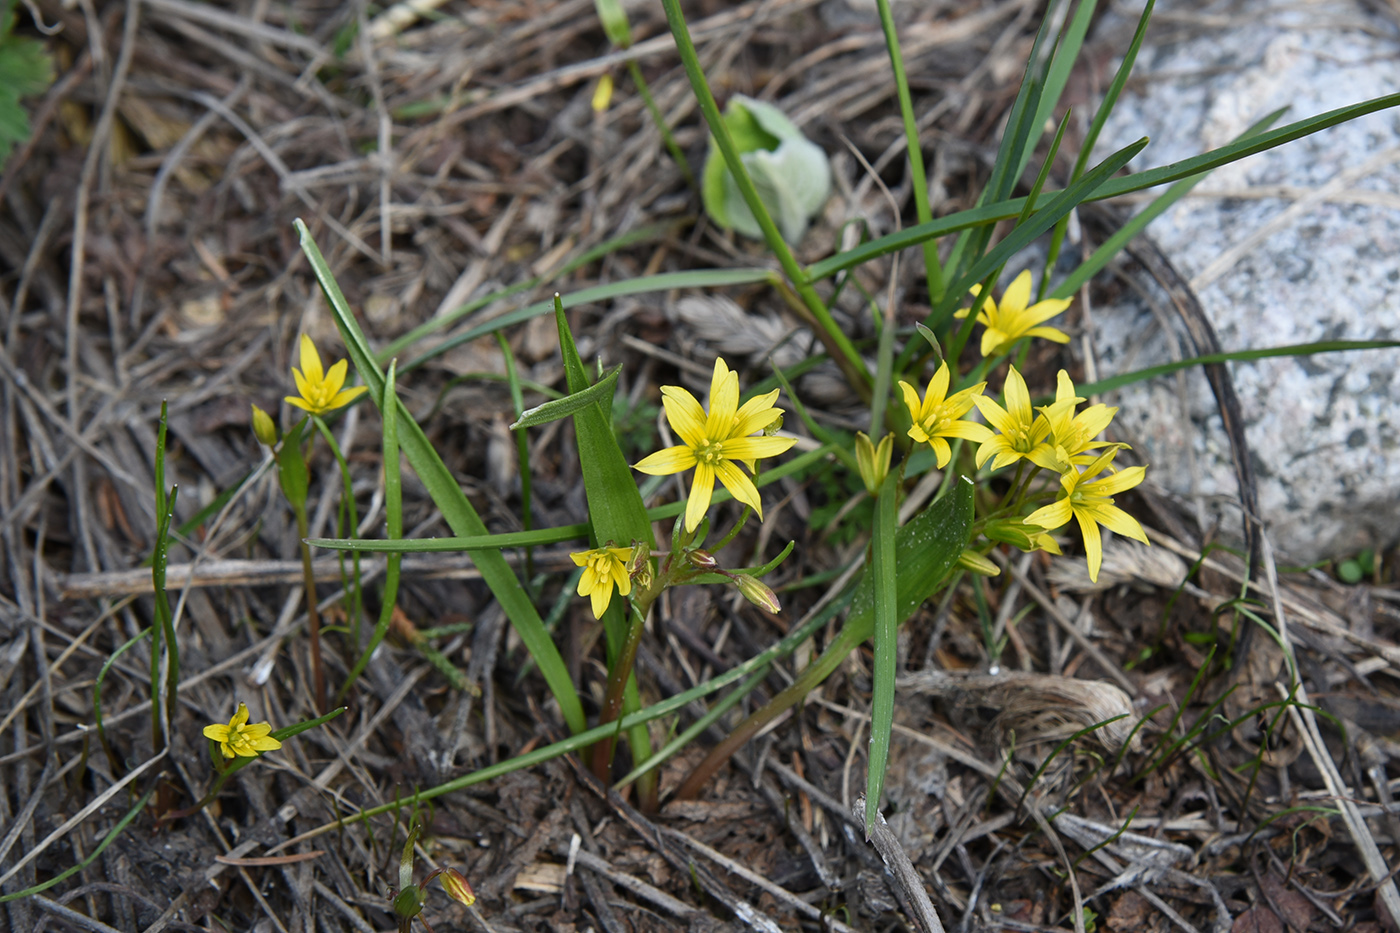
<box><xmin>1091</xmin><ymin>0</ymin><xmax>1400</xmax><ymax>563</ymax></box>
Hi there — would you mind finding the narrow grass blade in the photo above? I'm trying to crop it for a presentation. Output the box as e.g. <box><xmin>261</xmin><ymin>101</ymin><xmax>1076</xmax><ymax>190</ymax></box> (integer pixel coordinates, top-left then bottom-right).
<box><xmin>865</xmin><ymin>469</ymin><xmax>900</xmax><ymax>832</ymax></box>
<box><xmin>0</xmin><ymin>788</ymin><xmax>155</xmax><ymax>904</ymax></box>
<box><xmin>295</xmin><ymin>220</ymin><xmax>587</xmax><ymax>735</ymax></box>
<box><xmin>403</xmin><ymin>268</ymin><xmax>775</xmax><ymax>373</ymax></box>
<box><xmin>809</xmin><ymin>92</ymin><xmax>1400</xmax><ymax>281</ymax></box>
<box><xmin>1050</xmin><ymin>109</ymin><xmax>1281</xmax><ymax>300</ymax></box>
<box><xmin>875</xmin><ymin>0</ymin><xmax>942</xmax><ymax>300</ymax></box>
<box><xmin>339</xmin><ymin>360</ymin><xmax>403</xmax><ymax>701</ymax></box>
<box><xmin>380</xmin><ymin>221</ymin><xmax>679</xmax><ymax>359</ymax></box>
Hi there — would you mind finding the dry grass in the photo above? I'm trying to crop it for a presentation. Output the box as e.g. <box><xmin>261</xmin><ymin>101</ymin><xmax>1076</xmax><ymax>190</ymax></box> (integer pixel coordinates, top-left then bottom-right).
<box><xmin>2</xmin><ymin>0</ymin><xmax>1399</xmax><ymax>931</ymax></box>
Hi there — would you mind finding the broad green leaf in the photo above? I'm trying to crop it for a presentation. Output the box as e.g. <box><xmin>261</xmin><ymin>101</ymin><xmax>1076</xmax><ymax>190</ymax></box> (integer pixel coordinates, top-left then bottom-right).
<box><xmin>702</xmin><ymin>95</ymin><xmax>832</xmax><ymax>243</ymax></box>
<box><xmin>295</xmin><ymin>220</ymin><xmax>587</xmax><ymax>735</ymax></box>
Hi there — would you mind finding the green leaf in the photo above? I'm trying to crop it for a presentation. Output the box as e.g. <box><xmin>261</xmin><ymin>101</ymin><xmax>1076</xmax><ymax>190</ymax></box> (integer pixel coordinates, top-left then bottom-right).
<box><xmin>865</xmin><ymin>470</ymin><xmax>900</xmax><ymax>831</ymax></box>
<box><xmin>593</xmin><ymin>0</ymin><xmax>632</xmax><ymax>47</ymax></box>
<box><xmin>295</xmin><ymin>220</ymin><xmax>587</xmax><ymax>735</ymax></box>
<box><xmin>554</xmin><ymin>296</ymin><xmax>654</xmax><ymax>552</ymax></box>
<box><xmin>0</xmin><ymin>16</ymin><xmax>54</xmax><ymax>166</ymax></box>
<box><xmin>510</xmin><ymin>363</ymin><xmax>622</xmax><ymax>430</ymax></box>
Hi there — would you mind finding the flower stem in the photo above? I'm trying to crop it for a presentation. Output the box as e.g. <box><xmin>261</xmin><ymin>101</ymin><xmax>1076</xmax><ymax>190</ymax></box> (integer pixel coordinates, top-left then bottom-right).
<box><xmin>591</xmin><ymin>592</ymin><xmax>654</xmax><ymax>783</ymax></box>
<box><xmin>295</xmin><ymin>502</ymin><xmax>326</xmax><ymax>714</ymax></box>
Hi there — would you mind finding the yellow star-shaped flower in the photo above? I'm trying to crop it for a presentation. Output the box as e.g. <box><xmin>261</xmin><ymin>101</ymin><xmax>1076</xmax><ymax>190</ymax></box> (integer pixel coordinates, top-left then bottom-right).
<box><xmin>1024</xmin><ymin>447</ymin><xmax>1149</xmax><ymax>583</ymax></box>
<box><xmin>955</xmin><ymin>270</ymin><xmax>1072</xmax><ymax>358</ymax></box>
<box><xmin>202</xmin><ymin>703</ymin><xmax>282</xmax><ymax>759</ymax></box>
<box><xmin>634</xmin><ymin>358</ymin><xmax>797</xmax><ymax>532</ymax></box>
<box><xmin>972</xmin><ymin>365</ymin><xmax>1060</xmax><ymax>472</ymax></box>
<box><xmin>1038</xmin><ymin>370</ymin><xmax>1125</xmax><ymax>471</ymax></box>
<box><xmin>285</xmin><ymin>335</ymin><xmax>368</xmax><ymax>416</ymax></box>
<box><xmin>571</xmin><ymin>546</ymin><xmax>635</xmax><ymax>619</ymax></box>
<box><xmin>897</xmin><ymin>361</ymin><xmax>992</xmax><ymax>469</ymax></box>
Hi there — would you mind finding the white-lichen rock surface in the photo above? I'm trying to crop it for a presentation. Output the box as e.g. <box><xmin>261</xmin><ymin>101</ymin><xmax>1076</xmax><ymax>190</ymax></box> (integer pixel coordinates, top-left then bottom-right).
<box><xmin>1093</xmin><ymin>0</ymin><xmax>1400</xmax><ymax>563</ymax></box>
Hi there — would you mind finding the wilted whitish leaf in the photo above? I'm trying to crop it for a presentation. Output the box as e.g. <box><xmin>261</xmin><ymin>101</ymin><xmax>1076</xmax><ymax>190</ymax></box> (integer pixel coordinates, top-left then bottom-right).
<box><xmin>702</xmin><ymin>95</ymin><xmax>831</xmax><ymax>244</ymax></box>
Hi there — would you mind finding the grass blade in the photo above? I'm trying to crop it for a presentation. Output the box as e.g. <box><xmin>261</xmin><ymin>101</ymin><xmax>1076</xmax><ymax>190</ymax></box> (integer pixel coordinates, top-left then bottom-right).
<box><xmin>295</xmin><ymin>219</ymin><xmax>587</xmax><ymax>735</ymax></box>
<box><xmin>865</xmin><ymin>469</ymin><xmax>899</xmax><ymax>831</ymax></box>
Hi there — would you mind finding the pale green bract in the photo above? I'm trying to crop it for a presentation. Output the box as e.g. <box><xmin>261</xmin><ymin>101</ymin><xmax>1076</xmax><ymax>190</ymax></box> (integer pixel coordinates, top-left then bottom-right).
<box><xmin>702</xmin><ymin>95</ymin><xmax>831</xmax><ymax>244</ymax></box>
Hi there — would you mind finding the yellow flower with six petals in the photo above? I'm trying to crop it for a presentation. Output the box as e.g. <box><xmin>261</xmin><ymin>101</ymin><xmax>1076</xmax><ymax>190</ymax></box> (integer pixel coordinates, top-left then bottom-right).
<box><xmin>1024</xmin><ymin>447</ymin><xmax>1148</xmax><ymax>584</ymax></box>
<box><xmin>203</xmin><ymin>703</ymin><xmax>282</xmax><ymax>759</ymax></box>
<box><xmin>972</xmin><ymin>365</ymin><xmax>1060</xmax><ymax>471</ymax></box>
<box><xmin>286</xmin><ymin>335</ymin><xmax>368</xmax><ymax>416</ymax></box>
<box><xmin>955</xmin><ymin>270</ymin><xmax>1071</xmax><ymax>358</ymax></box>
<box><xmin>1038</xmin><ymin>370</ymin><xmax>1124</xmax><ymax>471</ymax></box>
<box><xmin>571</xmin><ymin>546</ymin><xmax>635</xmax><ymax>619</ymax></box>
<box><xmin>634</xmin><ymin>359</ymin><xmax>797</xmax><ymax>532</ymax></box>
<box><xmin>897</xmin><ymin>361</ymin><xmax>991</xmax><ymax>469</ymax></box>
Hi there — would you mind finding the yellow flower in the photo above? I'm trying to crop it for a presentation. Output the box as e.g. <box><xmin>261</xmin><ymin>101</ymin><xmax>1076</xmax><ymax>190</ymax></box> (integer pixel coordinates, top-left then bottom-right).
<box><xmin>955</xmin><ymin>270</ymin><xmax>1071</xmax><ymax>358</ymax></box>
<box><xmin>1039</xmin><ymin>370</ymin><xmax>1124</xmax><ymax>470</ymax></box>
<box><xmin>1024</xmin><ymin>448</ymin><xmax>1148</xmax><ymax>583</ymax></box>
<box><xmin>285</xmin><ymin>335</ymin><xmax>368</xmax><ymax>416</ymax></box>
<box><xmin>897</xmin><ymin>361</ymin><xmax>992</xmax><ymax>469</ymax></box>
<box><xmin>202</xmin><ymin>703</ymin><xmax>282</xmax><ymax>759</ymax></box>
<box><xmin>571</xmin><ymin>546</ymin><xmax>635</xmax><ymax>619</ymax></box>
<box><xmin>634</xmin><ymin>358</ymin><xmax>797</xmax><ymax>532</ymax></box>
<box><xmin>972</xmin><ymin>365</ymin><xmax>1059</xmax><ymax>471</ymax></box>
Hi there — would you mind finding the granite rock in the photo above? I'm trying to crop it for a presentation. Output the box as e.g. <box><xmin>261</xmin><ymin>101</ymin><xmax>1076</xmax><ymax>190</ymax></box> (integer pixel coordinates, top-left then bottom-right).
<box><xmin>1091</xmin><ymin>0</ymin><xmax>1400</xmax><ymax>563</ymax></box>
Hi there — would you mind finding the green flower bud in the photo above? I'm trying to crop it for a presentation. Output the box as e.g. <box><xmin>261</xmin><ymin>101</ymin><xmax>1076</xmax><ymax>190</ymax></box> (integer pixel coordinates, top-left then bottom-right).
<box><xmin>735</xmin><ymin>574</ymin><xmax>780</xmax><ymax>614</ymax></box>
<box><xmin>957</xmin><ymin>550</ymin><xmax>1000</xmax><ymax>577</ymax></box>
<box><xmin>439</xmin><ymin>868</ymin><xmax>476</xmax><ymax>907</ymax></box>
<box><xmin>250</xmin><ymin>404</ymin><xmax>277</xmax><ymax>447</ymax></box>
<box><xmin>855</xmin><ymin>431</ymin><xmax>893</xmax><ymax>495</ymax></box>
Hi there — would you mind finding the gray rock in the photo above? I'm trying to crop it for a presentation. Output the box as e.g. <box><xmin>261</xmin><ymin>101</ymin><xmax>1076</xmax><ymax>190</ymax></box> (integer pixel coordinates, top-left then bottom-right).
<box><xmin>1091</xmin><ymin>0</ymin><xmax>1400</xmax><ymax>563</ymax></box>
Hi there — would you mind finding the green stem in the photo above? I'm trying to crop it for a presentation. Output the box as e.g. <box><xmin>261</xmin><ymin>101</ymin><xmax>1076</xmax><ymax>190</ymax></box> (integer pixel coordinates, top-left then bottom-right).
<box><xmin>295</xmin><ymin>503</ymin><xmax>327</xmax><ymax>714</ymax></box>
<box><xmin>592</xmin><ymin>591</ymin><xmax>656</xmax><ymax>780</ymax></box>
<box><xmin>313</xmin><ymin>415</ymin><xmax>362</xmax><ymax>654</ymax></box>
<box><xmin>874</xmin><ymin>0</ymin><xmax>943</xmax><ymax>302</ymax></box>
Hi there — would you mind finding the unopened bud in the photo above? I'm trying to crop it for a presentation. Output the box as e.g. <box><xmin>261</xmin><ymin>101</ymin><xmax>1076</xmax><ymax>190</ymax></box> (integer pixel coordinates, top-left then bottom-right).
<box><xmin>591</xmin><ymin>73</ymin><xmax>614</xmax><ymax>113</ymax></box>
<box><xmin>735</xmin><ymin>574</ymin><xmax>780</xmax><ymax>614</ymax></box>
<box><xmin>854</xmin><ymin>431</ymin><xmax>893</xmax><ymax>495</ymax></box>
<box><xmin>957</xmin><ymin>549</ymin><xmax>1000</xmax><ymax>577</ymax></box>
<box><xmin>763</xmin><ymin>413</ymin><xmax>784</xmax><ymax>436</ymax></box>
<box><xmin>687</xmin><ymin>548</ymin><xmax>718</xmax><ymax>571</ymax></box>
<box><xmin>251</xmin><ymin>405</ymin><xmax>277</xmax><ymax>447</ymax></box>
<box><xmin>439</xmin><ymin>868</ymin><xmax>476</xmax><ymax>907</ymax></box>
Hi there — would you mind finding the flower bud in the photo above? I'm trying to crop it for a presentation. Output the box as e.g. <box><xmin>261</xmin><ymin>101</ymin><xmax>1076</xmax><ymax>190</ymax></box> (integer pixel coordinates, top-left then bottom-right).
<box><xmin>591</xmin><ymin>73</ymin><xmax>614</xmax><ymax>113</ymax></box>
<box><xmin>957</xmin><ymin>549</ymin><xmax>1000</xmax><ymax>577</ymax></box>
<box><xmin>735</xmin><ymin>574</ymin><xmax>780</xmax><ymax>614</ymax></box>
<box><xmin>687</xmin><ymin>548</ymin><xmax>719</xmax><ymax>571</ymax></box>
<box><xmin>250</xmin><ymin>405</ymin><xmax>277</xmax><ymax>447</ymax></box>
<box><xmin>855</xmin><ymin>431</ymin><xmax>893</xmax><ymax>495</ymax></box>
<box><xmin>439</xmin><ymin>868</ymin><xmax>476</xmax><ymax>907</ymax></box>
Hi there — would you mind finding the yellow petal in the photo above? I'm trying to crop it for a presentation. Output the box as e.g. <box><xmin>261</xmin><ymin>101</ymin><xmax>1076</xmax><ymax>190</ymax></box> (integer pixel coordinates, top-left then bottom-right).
<box><xmin>323</xmin><ymin>359</ymin><xmax>349</xmax><ymax>396</ymax></box>
<box><xmin>713</xmin><ymin>459</ymin><xmax>763</xmax><ymax>515</ymax></box>
<box><xmin>1024</xmin><ymin>326</ymin><xmax>1071</xmax><ymax>344</ymax></box>
<box><xmin>242</xmin><ymin>722</ymin><xmax>272</xmax><ymax>739</ymax></box>
<box><xmin>285</xmin><ymin>395</ymin><xmax>315</xmax><ymax>413</ymax></box>
<box><xmin>706</xmin><ymin>362</ymin><xmax>740</xmax><ymax>438</ymax></box>
<box><xmin>590</xmin><ymin>583</ymin><xmax>611</xmax><ymax>619</ymax></box>
<box><xmin>684</xmin><ymin>463</ymin><xmax>716</xmax><ymax>532</ymax></box>
<box><xmin>721</xmin><ymin>435</ymin><xmax>796</xmax><ymax>461</ymax></box>
<box><xmin>972</xmin><ymin>395</ymin><xmax>1015</xmax><ymax>435</ymax></box>
<box><xmin>232</xmin><ymin>703</ymin><xmax>250</xmax><ymax>727</ymax></box>
<box><xmin>327</xmin><ymin>386</ymin><xmax>369</xmax><ymax>411</ymax></box>
<box><xmin>1092</xmin><ymin>503</ymin><xmax>1150</xmax><ymax>543</ymax></box>
<box><xmin>898</xmin><ymin>381</ymin><xmax>924</xmax><ymax>422</ymax></box>
<box><xmin>979</xmin><ymin>328</ymin><xmax>1004</xmax><ymax>358</ymax></box>
<box><xmin>1003</xmin><ymin>366</ymin><xmax>1032</xmax><ymax>425</ymax></box>
<box><xmin>220</xmin><ymin>742</ymin><xmax>235</xmax><ymax>759</ymax></box>
<box><xmin>299</xmin><ymin>335</ymin><xmax>324</xmax><ymax>384</ymax></box>
<box><xmin>1002</xmin><ymin>270</ymin><xmax>1033</xmax><ymax>314</ymax></box>
<box><xmin>570</xmin><ymin>550</ymin><xmax>591</xmax><ymax>568</ymax></box>
<box><xmin>634</xmin><ymin>445</ymin><xmax>697</xmax><ymax>476</ymax></box>
<box><xmin>250</xmin><ymin>734</ymin><xmax>282</xmax><ymax>752</ymax></box>
<box><xmin>731</xmin><ymin>390</ymin><xmax>783</xmax><ymax>437</ymax></box>
<box><xmin>926</xmin><ymin>361</ymin><xmax>950</xmax><ymax>406</ymax></box>
<box><xmin>611</xmin><ymin>559</ymin><xmax>632</xmax><ymax>597</ymax></box>
<box><xmin>578</xmin><ymin>563</ymin><xmax>600</xmax><ymax>597</ymax></box>
<box><xmin>1076</xmin><ymin>509</ymin><xmax>1103</xmax><ymax>583</ymax></box>
<box><xmin>203</xmin><ymin>724</ymin><xmax>230</xmax><ymax>742</ymax></box>
<box><xmin>1094</xmin><ymin>465</ymin><xmax>1147</xmax><ymax>496</ymax></box>
<box><xmin>930</xmin><ymin>437</ymin><xmax>951</xmax><ymax>469</ymax></box>
<box><xmin>942</xmin><ymin>420</ymin><xmax>993</xmax><ymax>443</ymax></box>
<box><xmin>660</xmin><ymin>386</ymin><xmax>707</xmax><ymax>448</ymax></box>
<box><xmin>1025</xmin><ymin>498</ymin><xmax>1072</xmax><ymax>531</ymax></box>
